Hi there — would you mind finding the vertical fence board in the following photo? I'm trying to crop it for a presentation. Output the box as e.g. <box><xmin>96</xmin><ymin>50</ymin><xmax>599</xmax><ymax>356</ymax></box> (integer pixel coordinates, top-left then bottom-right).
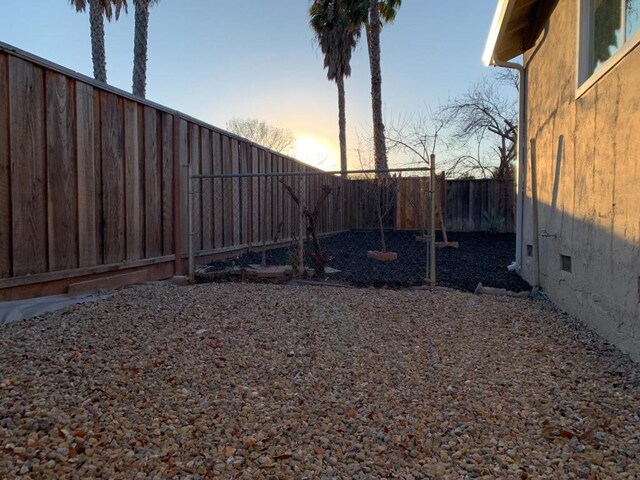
<box><xmin>100</xmin><ymin>92</ymin><xmax>125</xmax><ymax>264</ymax></box>
<box><xmin>200</xmin><ymin>128</ymin><xmax>213</xmax><ymax>251</ymax></box>
<box><xmin>239</xmin><ymin>143</ymin><xmax>249</xmax><ymax>246</ymax></box>
<box><xmin>75</xmin><ymin>83</ymin><xmax>97</xmax><ymax>267</ymax></box>
<box><xmin>274</xmin><ymin>156</ymin><xmax>282</xmax><ymax>241</ymax></box>
<box><xmin>124</xmin><ymin>100</ymin><xmax>142</xmax><ymax>261</ymax></box>
<box><xmin>161</xmin><ymin>113</ymin><xmax>174</xmax><ymax>255</ymax></box>
<box><xmin>212</xmin><ymin>132</ymin><xmax>223</xmax><ymax>249</ymax></box>
<box><xmin>46</xmin><ymin>72</ymin><xmax>78</xmax><ymax>271</ymax></box>
<box><xmin>251</xmin><ymin>147</ymin><xmax>259</xmax><ymax>246</ymax></box>
<box><xmin>9</xmin><ymin>57</ymin><xmax>47</xmax><ymax>276</ymax></box>
<box><xmin>221</xmin><ymin>137</ymin><xmax>233</xmax><ymax>247</ymax></box>
<box><xmin>264</xmin><ymin>151</ymin><xmax>273</xmax><ymax>242</ymax></box>
<box><xmin>178</xmin><ymin>119</ymin><xmax>189</xmax><ymax>255</ymax></box>
<box><xmin>144</xmin><ymin>107</ymin><xmax>162</xmax><ymax>257</ymax></box>
<box><xmin>231</xmin><ymin>139</ymin><xmax>241</xmax><ymax>246</ymax></box>
<box><xmin>189</xmin><ymin>124</ymin><xmax>202</xmax><ymax>251</ymax></box>
<box><xmin>283</xmin><ymin>158</ymin><xmax>292</xmax><ymax>240</ymax></box>
<box><xmin>0</xmin><ymin>54</ymin><xmax>11</xmax><ymax>277</ymax></box>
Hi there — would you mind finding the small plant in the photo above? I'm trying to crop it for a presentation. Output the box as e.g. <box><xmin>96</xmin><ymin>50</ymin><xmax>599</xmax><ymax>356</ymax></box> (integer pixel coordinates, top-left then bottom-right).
<box><xmin>481</xmin><ymin>210</ymin><xmax>505</xmax><ymax>234</ymax></box>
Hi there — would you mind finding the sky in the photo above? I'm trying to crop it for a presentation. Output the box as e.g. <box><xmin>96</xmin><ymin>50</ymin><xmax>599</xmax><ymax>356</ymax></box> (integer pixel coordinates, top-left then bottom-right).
<box><xmin>0</xmin><ymin>0</ymin><xmax>501</xmax><ymax>171</ymax></box>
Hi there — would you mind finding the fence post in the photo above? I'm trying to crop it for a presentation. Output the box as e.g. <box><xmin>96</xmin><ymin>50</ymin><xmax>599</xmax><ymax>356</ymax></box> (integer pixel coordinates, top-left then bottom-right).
<box><xmin>187</xmin><ymin>164</ymin><xmax>195</xmax><ymax>282</ymax></box>
<box><xmin>430</xmin><ymin>154</ymin><xmax>436</xmax><ymax>287</ymax></box>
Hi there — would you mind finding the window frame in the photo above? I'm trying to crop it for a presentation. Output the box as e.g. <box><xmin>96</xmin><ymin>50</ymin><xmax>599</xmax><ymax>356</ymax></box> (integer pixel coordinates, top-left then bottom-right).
<box><xmin>576</xmin><ymin>0</ymin><xmax>640</xmax><ymax>98</ymax></box>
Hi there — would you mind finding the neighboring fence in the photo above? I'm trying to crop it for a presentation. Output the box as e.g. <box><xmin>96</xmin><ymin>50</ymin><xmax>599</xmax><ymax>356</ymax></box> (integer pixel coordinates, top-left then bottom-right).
<box><xmin>395</xmin><ymin>174</ymin><xmax>445</xmax><ymax>231</ymax></box>
<box><xmin>0</xmin><ymin>42</ymin><xmax>514</xmax><ymax>299</ymax></box>
<box><xmin>444</xmin><ymin>179</ymin><xmax>515</xmax><ymax>233</ymax></box>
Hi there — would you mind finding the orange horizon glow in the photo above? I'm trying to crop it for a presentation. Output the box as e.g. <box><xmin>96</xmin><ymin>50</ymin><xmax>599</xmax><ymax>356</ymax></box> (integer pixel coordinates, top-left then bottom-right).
<box><xmin>292</xmin><ymin>133</ymin><xmax>340</xmax><ymax>171</ymax></box>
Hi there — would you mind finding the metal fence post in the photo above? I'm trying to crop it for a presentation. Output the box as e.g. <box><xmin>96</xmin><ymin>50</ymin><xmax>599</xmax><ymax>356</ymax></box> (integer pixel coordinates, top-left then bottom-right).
<box><xmin>430</xmin><ymin>154</ymin><xmax>437</xmax><ymax>287</ymax></box>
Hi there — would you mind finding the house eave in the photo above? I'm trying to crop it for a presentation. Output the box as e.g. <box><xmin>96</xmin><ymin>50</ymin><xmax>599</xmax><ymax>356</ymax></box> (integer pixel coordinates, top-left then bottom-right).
<box><xmin>483</xmin><ymin>0</ymin><xmax>543</xmax><ymax>65</ymax></box>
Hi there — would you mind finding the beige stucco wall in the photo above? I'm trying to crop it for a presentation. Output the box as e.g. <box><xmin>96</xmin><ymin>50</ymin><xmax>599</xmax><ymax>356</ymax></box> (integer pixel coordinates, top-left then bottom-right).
<box><xmin>522</xmin><ymin>0</ymin><xmax>640</xmax><ymax>360</ymax></box>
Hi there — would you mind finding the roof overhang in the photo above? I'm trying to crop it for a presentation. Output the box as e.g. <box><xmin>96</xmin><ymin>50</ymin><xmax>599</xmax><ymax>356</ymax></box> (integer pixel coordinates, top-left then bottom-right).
<box><xmin>482</xmin><ymin>0</ymin><xmax>546</xmax><ymax>65</ymax></box>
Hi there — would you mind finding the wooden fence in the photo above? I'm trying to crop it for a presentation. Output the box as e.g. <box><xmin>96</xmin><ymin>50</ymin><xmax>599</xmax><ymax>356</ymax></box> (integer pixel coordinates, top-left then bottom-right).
<box><xmin>444</xmin><ymin>179</ymin><xmax>515</xmax><ymax>233</ymax></box>
<box><xmin>0</xmin><ymin>42</ymin><xmax>514</xmax><ymax>300</ymax></box>
<box><xmin>0</xmin><ymin>43</ymin><xmax>347</xmax><ymax>300</ymax></box>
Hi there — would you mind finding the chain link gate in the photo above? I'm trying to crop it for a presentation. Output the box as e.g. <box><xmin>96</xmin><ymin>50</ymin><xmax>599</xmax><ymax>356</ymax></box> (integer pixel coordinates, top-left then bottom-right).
<box><xmin>187</xmin><ymin>165</ymin><xmax>437</xmax><ymax>288</ymax></box>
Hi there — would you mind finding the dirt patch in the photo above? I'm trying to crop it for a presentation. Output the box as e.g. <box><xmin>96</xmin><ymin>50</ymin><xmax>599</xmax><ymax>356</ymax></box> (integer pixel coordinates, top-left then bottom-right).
<box><xmin>205</xmin><ymin>231</ymin><xmax>531</xmax><ymax>292</ymax></box>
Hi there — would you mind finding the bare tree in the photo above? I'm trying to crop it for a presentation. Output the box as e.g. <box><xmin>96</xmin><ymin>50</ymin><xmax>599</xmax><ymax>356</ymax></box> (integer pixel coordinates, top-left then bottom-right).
<box><xmin>440</xmin><ymin>74</ymin><xmax>517</xmax><ymax>179</ymax></box>
<box><xmin>226</xmin><ymin>118</ymin><xmax>295</xmax><ymax>154</ymax></box>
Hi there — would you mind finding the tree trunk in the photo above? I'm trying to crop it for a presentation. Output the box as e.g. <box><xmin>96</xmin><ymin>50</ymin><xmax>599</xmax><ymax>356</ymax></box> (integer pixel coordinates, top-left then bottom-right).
<box><xmin>88</xmin><ymin>0</ymin><xmax>107</xmax><ymax>83</ymax></box>
<box><xmin>132</xmin><ymin>1</ymin><xmax>150</xmax><ymax>98</ymax></box>
<box><xmin>366</xmin><ymin>0</ymin><xmax>388</xmax><ymax>176</ymax></box>
<box><xmin>337</xmin><ymin>75</ymin><xmax>347</xmax><ymax>178</ymax></box>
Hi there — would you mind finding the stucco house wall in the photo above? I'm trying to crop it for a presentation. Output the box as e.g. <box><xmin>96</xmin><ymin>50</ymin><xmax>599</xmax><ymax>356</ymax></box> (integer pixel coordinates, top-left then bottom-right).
<box><xmin>521</xmin><ymin>0</ymin><xmax>640</xmax><ymax>359</ymax></box>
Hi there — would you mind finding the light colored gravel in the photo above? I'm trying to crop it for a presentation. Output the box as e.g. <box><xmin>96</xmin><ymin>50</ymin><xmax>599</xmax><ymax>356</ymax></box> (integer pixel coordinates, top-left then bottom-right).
<box><xmin>1</xmin><ymin>283</ymin><xmax>639</xmax><ymax>479</ymax></box>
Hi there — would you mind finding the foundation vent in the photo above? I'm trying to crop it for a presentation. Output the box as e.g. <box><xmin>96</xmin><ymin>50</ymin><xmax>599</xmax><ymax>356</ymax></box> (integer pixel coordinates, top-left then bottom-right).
<box><xmin>560</xmin><ymin>254</ymin><xmax>572</xmax><ymax>273</ymax></box>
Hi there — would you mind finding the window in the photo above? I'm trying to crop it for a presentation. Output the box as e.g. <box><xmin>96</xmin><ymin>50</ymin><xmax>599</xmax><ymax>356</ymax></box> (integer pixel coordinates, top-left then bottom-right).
<box><xmin>578</xmin><ymin>0</ymin><xmax>640</xmax><ymax>92</ymax></box>
<box><xmin>561</xmin><ymin>254</ymin><xmax>572</xmax><ymax>273</ymax></box>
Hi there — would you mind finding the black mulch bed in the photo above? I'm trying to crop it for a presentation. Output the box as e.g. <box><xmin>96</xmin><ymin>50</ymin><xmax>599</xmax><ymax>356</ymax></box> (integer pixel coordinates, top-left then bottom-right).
<box><xmin>204</xmin><ymin>231</ymin><xmax>531</xmax><ymax>293</ymax></box>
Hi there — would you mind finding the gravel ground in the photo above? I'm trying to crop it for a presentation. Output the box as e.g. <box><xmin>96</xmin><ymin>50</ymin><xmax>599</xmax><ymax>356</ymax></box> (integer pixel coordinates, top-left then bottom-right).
<box><xmin>1</xmin><ymin>283</ymin><xmax>639</xmax><ymax>479</ymax></box>
<box><xmin>206</xmin><ymin>232</ymin><xmax>530</xmax><ymax>292</ymax></box>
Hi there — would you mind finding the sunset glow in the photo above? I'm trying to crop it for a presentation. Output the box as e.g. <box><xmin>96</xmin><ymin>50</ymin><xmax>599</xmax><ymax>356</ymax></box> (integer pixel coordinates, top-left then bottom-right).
<box><xmin>293</xmin><ymin>134</ymin><xmax>339</xmax><ymax>171</ymax></box>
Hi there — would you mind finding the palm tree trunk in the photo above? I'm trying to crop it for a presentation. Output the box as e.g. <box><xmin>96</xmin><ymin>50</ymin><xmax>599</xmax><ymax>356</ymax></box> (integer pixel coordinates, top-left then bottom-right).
<box><xmin>337</xmin><ymin>75</ymin><xmax>347</xmax><ymax>177</ymax></box>
<box><xmin>366</xmin><ymin>0</ymin><xmax>388</xmax><ymax>175</ymax></box>
<box><xmin>132</xmin><ymin>1</ymin><xmax>150</xmax><ymax>98</ymax></box>
<box><xmin>88</xmin><ymin>0</ymin><xmax>107</xmax><ymax>83</ymax></box>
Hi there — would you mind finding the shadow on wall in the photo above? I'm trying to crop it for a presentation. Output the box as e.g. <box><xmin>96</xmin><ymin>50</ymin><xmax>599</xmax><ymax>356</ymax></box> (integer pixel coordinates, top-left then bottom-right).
<box><xmin>523</xmin><ymin>163</ymin><xmax>640</xmax><ymax>361</ymax></box>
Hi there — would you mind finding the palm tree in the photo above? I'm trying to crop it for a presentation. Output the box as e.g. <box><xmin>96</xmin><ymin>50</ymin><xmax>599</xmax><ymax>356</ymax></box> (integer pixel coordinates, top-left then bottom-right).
<box><xmin>69</xmin><ymin>0</ymin><xmax>127</xmax><ymax>83</ymax></box>
<box><xmin>353</xmin><ymin>0</ymin><xmax>401</xmax><ymax>174</ymax></box>
<box><xmin>132</xmin><ymin>0</ymin><xmax>160</xmax><ymax>98</ymax></box>
<box><xmin>310</xmin><ymin>0</ymin><xmax>365</xmax><ymax>177</ymax></box>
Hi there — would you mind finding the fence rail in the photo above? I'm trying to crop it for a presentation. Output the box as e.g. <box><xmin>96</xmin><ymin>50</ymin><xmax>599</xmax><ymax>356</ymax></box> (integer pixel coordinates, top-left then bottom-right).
<box><xmin>0</xmin><ymin>42</ymin><xmax>514</xmax><ymax>299</ymax></box>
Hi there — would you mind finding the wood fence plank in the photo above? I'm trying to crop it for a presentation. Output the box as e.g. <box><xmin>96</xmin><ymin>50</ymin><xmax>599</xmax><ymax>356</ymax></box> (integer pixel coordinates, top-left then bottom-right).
<box><xmin>273</xmin><ymin>155</ymin><xmax>284</xmax><ymax>239</ymax></box>
<box><xmin>251</xmin><ymin>147</ymin><xmax>259</xmax><ymax>245</ymax></box>
<box><xmin>200</xmin><ymin>128</ymin><xmax>213</xmax><ymax>251</ymax></box>
<box><xmin>189</xmin><ymin>124</ymin><xmax>202</xmax><ymax>252</ymax></box>
<box><xmin>264</xmin><ymin>151</ymin><xmax>273</xmax><ymax>243</ymax></box>
<box><xmin>178</xmin><ymin>119</ymin><xmax>189</xmax><ymax>255</ymax></box>
<box><xmin>9</xmin><ymin>57</ymin><xmax>47</xmax><ymax>276</ymax></box>
<box><xmin>161</xmin><ymin>113</ymin><xmax>174</xmax><ymax>255</ymax></box>
<box><xmin>100</xmin><ymin>92</ymin><xmax>125</xmax><ymax>264</ymax></box>
<box><xmin>212</xmin><ymin>132</ymin><xmax>223</xmax><ymax>249</ymax></box>
<box><xmin>471</xmin><ymin>180</ymin><xmax>482</xmax><ymax>231</ymax></box>
<box><xmin>222</xmin><ymin>136</ymin><xmax>233</xmax><ymax>247</ymax></box>
<box><xmin>239</xmin><ymin>143</ymin><xmax>249</xmax><ymax>246</ymax></box>
<box><xmin>283</xmin><ymin>158</ymin><xmax>291</xmax><ymax>241</ymax></box>
<box><xmin>231</xmin><ymin>139</ymin><xmax>240</xmax><ymax>246</ymax></box>
<box><xmin>75</xmin><ymin>82</ymin><xmax>97</xmax><ymax>267</ymax></box>
<box><xmin>46</xmin><ymin>71</ymin><xmax>78</xmax><ymax>271</ymax></box>
<box><xmin>124</xmin><ymin>99</ymin><xmax>142</xmax><ymax>261</ymax></box>
<box><xmin>144</xmin><ymin>107</ymin><xmax>162</xmax><ymax>257</ymax></box>
<box><xmin>172</xmin><ymin>114</ymin><xmax>182</xmax><ymax>272</ymax></box>
<box><xmin>0</xmin><ymin>54</ymin><xmax>11</xmax><ymax>277</ymax></box>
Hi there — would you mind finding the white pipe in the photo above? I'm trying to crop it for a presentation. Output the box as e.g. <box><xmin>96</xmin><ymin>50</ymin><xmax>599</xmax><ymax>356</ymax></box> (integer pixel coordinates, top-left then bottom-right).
<box><xmin>491</xmin><ymin>59</ymin><xmax>525</xmax><ymax>272</ymax></box>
